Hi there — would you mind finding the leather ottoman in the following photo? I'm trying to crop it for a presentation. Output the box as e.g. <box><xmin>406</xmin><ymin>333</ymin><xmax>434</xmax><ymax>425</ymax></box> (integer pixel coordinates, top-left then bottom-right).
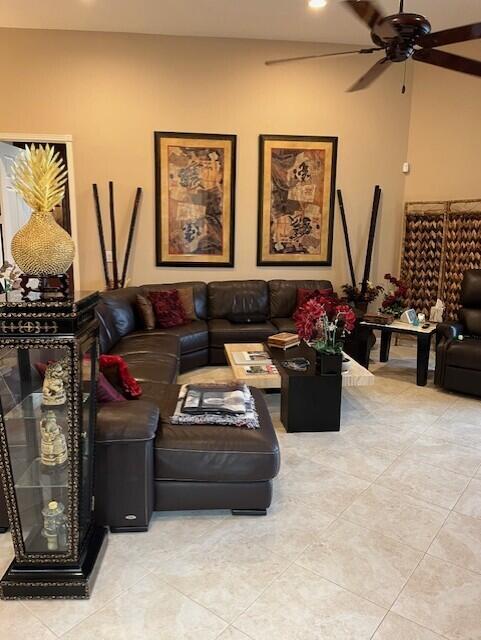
<box><xmin>94</xmin><ymin>385</ymin><xmax>281</xmax><ymax>531</ymax></box>
<box><xmin>154</xmin><ymin>385</ymin><xmax>280</xmax><ymax>515</ymax></box>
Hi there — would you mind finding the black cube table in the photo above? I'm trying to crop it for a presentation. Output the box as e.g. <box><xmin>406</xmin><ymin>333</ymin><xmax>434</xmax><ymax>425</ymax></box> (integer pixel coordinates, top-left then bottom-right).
<box><xmin>267</xmin><ymin>342</ymin><xmax>373</xmax><ymax>432</ymax></box>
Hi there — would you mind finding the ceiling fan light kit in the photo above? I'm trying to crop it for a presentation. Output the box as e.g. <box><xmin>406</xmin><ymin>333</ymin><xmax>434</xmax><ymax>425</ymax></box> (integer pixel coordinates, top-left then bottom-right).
<box><xmin>266</xmin><ymin>0</ymin><xmax>481</xmax><ymax>92</ymax></box>
<box><xmin>308</xmin><ymin>0</ymin><xmax>328</xmax><ymax>8</ymax></box>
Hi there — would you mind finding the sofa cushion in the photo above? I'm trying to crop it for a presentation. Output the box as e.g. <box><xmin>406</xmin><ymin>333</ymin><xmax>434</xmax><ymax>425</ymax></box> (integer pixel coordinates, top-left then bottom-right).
<box><xmin>140</xmin><ymin>282</ymin><xmax>208</xmax><ymax>320</ymax></box>
<box><xmin>110</xmin><ymin>332</ymin><xmax>180</xmax><ymax>360</ymax></box>
<box><xmin>99</xmin><ymin>288</ymin><xmax>140</xmax><ymax>341</ymax></box>
<box><xmin>271</xmin><ymin>317</ymin><xmax>297</xmax><ymax>333</ymax></box>
<box><xmin>155</xmin><ymin>320</ymin><xmax>209</xmax><ymax>355</ymax></box>
<box><xmin>154</xmin><ymin>385</ymin><xmax>280</xmax><ymax>483</ymax></box>
<box><xmin>99</xmin><ymin>354</ymin><xmax>143</xmax><ymax>399</ymax></box>
<box><xmin>110</xmin><ymin>353</ymin><xmax>178</xmax><ymax>386</ymax></box>
<box><xmin>208</xmin><ymin>280</ymin><xmax>269</xmax><ymax>320</ymax></box>
<box><xmin>459</xmin><ymin>308</ymin><xmax>481</xmax><ymax>337</ymax></box>
<box><xmin>446</xmin><ymin>338</ymin><xmax>481</xmax><ymax>370</ymax></box>
<box><xmin>208</xmin><ymin>318</ymin><xmax>277</xmax><ymax>348</ymax></box>
<box><xmin>268</xmin><ymin>279</ymin><xmax>333</xmax><ymax>318</ymax></box>
<box><xmin>177</xmin><ymin>287</ymin><xmax>197</xmax><ymax>321</ymax></box>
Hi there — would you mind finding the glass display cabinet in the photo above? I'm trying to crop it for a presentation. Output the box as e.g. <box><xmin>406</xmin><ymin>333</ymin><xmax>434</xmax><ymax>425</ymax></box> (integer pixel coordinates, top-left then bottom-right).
<box><xmin>0</xmin><ymin>291</ymin><xmax>107</xmax><ymax>599</ymax></box>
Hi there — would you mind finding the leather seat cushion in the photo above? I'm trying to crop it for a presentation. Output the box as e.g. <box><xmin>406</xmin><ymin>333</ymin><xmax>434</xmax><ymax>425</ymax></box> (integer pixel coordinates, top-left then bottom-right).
<box><xmin>271</xmin><ymin>317</ymin><xmax>296</xmax><ymax>333</ymax></box>
<box><xmin>107</xmin><ymin>341</ymin><xmax>178</xmax><ymax>386</ymax></box>
<box><xmin>152</xmin><ymin>320</ymin><xmax>209</xmax><ymax>354</ymax></box>
<box><xmin>208</xmin><ymin>318</ymin><xmax>277</xmax><ymax>348</ymax></box>
<box><xmin>110</xmin><ymin>332</ymin><xmax>180</xmax><ymax>360</ymax></box>
<box><xmin>155</xmin><ymin>385</ymin><xmax>280</xmax><ymax>483</ymax></box>
<box><xmin>446</xmin><ymin>338</ymin><xmax>481</xmax><ymax>370</ymax></box>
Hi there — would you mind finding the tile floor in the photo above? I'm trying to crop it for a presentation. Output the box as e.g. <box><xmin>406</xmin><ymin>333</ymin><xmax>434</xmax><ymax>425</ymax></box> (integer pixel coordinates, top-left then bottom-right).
<box><xmin>0</xmin><ymin>344</ymin><xmax>481</xmax><ymax>639</ymax></box>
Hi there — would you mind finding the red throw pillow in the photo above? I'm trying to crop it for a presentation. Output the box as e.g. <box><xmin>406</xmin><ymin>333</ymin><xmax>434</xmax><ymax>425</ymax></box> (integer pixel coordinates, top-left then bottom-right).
<box><xmin>99</xmin><ymin>354</ymin><xmax>143</xmax><ymax>399</ymax></box>
<box><xmin>295</xmin><ymin>287</ymin><xmax>335</xmax><ymax>313</ymax></box>
<box><xmin>148</xmin><ymin>290</ymin><xmax>187</xmax><ymax>329</ymax></box>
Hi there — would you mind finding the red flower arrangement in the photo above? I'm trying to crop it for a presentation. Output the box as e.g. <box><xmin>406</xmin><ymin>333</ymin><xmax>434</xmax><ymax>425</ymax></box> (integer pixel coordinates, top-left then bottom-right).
<box><xmin>380</xmin><ymin>273</ymin><xmax>408</xmax><ymax>318</ymax></box>
<box><xmin>294</xmin><ymin>296</ymin><xmax>356</xmax><ymax>354</ymax></box>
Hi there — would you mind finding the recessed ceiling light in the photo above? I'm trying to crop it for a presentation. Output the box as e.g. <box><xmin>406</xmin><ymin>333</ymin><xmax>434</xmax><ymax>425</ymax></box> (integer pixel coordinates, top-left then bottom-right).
<box><xmin>308</xmin><ymin>0</ymin><xmax>327</xmax><ymax>8</ymax></box>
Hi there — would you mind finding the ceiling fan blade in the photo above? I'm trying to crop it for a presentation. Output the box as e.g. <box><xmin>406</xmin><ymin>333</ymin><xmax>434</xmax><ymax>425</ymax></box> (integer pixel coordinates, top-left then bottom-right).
<box><xmin>265</xmin><ymin>47</ymin><xmax>380</xmax><ymax>66</ymax></box>
<box><xmin>343</xmin><ymin>0</ymin><xmax>398</xmax><ymax>39</ymax></box>
<box><xmin>418</xmin><ymin>22</ymin><xmax>481</xmax><ymax>48</ymax></box>
<box><xmin>347</xmin><ymin>57</ymin><xmax>391</xmax><ymax>92</ymax></box>
<box><xmin>413</xmin><ymin>48</ymin><xmax>481</xmax><ymax>78</ymax></box>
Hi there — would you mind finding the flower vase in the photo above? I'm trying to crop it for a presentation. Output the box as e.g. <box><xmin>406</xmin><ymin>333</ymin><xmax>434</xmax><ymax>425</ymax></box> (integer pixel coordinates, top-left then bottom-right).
<box><xmin>11</xmin><ymin>211</ymin><xmax>75</xmax><ymax>276</ymax></box>
<box><xmin>315</xmin><ymin>351</ymin><xmax>342</xmax><ymax>375</ymax></box>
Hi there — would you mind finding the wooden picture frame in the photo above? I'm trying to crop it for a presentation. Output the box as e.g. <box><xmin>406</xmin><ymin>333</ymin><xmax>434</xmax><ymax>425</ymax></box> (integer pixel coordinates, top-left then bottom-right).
<box><xmin>154</xmin><ymin>131</ymin><xmax>236</xmax><ymax>267</ymax></box>
<box><xmin>257</xmin><ymin>134</ymin><xmax>338</xmax><ymax>266</ymax></box>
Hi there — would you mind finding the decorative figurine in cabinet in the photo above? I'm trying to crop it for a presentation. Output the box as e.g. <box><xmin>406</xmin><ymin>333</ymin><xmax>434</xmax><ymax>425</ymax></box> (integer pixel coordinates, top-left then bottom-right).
<box><xmin>0</xmin><ymin>291</ymin><xmax>107</xmax><ymax>599</ymax></box>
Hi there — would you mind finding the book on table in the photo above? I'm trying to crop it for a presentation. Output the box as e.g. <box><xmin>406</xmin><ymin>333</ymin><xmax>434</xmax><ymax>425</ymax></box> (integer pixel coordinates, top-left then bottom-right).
<box><xmin>267</xmin><ymin>332</ymin><xmax>300</xmax><ymax>349</ymax></box>
<box><xmin>232</xmin><ymin>350</ymin><xmax>272</xmax><ymax>365</ymax></box>
<box><xmin>242</xmin><ymin>364</ymin><xmax>278</xmax><ymax>376</ymax></box>
<box><xmin>181</xmin><ymin>387</ymin><xmax>246</xmax><ymax>415</ymax></box>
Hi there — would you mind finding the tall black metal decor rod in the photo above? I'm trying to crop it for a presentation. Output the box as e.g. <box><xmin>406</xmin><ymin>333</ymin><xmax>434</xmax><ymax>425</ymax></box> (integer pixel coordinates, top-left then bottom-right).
<box><xmin>336</xmin><ymin>189</ymin><xmax>357</xmax><ymax>288</ymax></box>
<box><xmin>109</xmin><ymin>181</ymin><xmax>119</xmax><ymax>290</ymax></box>
<box><xmin>120</xmin><ymin>187</ymin><xmax>143</xmax><ymax>288</ymax></box>
<box><xmin>360</xmin><ymin>185</ymin><xmax>382</xmax><ymax>298</ymax></box>
<box><xmin>92</xmin><ymin>183</ymin><xmax>110</xmax><ymax>289</ymax></box>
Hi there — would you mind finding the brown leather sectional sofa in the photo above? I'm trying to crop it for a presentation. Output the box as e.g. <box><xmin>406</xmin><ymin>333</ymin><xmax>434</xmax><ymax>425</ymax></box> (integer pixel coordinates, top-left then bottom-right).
<box><xmin>0</xmin><ymin>277</ymin><xmax>369</xmax><ymax>534</ymax></box>
<box><xmin>91</xmin><ymin>279</ymin><xmax>331</xmax><ymax>531</ymax></box>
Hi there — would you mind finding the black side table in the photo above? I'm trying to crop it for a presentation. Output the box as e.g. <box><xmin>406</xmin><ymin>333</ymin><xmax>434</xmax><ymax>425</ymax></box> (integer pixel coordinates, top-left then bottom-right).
<box><xmin>359</xmin><ymin>320</ymin><xmax>437</xmax><ymax>386</ymax></box>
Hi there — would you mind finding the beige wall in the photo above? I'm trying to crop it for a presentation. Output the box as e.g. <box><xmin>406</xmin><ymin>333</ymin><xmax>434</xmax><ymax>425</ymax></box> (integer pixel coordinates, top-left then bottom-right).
<box><xmin>405</xmin><ymin>41</ymin><xmax>481</xmax><ymax>202</ymax></box>
<box><xmin>0</xmin><ymin>28</ymin><xmax>413</xmax><ymax>291</ymax></box>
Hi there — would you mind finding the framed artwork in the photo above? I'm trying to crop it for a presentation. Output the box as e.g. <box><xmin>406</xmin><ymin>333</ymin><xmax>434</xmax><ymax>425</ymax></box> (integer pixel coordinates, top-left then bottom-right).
<box><xmin>257</xmin><ymin>134</ymin><xmax>338</xmax><ymax>266</ymax></box>
<box><xmin>155</xmin><ymin>131</ymin><xmax>236</xmax><ymax>267</ymax></box>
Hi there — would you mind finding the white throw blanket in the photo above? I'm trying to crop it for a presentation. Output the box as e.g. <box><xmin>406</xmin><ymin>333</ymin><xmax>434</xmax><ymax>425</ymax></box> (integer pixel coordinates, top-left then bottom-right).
<box><xmin>170</xmin><ymin>384</ymin><xmax>260</xmax><ymax>429</ymax></box>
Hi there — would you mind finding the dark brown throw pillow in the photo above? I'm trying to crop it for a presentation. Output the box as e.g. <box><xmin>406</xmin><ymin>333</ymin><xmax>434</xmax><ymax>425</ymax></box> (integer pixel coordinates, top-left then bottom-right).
<box><xmin>177</xmin><ymin>287</ymin><xmax>197</xmax><ymax>321</ymax></box>
<box><xmin>136</xmin><ymin>294</ymin><xmax>155</xmax><ymax>330</ymax></box>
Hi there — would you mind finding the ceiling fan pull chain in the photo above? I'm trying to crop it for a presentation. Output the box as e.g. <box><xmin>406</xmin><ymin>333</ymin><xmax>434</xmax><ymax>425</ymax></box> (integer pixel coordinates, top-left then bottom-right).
<box><xmin>401</xmin><ymin>60</ymin><xmax>407</xmax><ymax>94</ymax></box>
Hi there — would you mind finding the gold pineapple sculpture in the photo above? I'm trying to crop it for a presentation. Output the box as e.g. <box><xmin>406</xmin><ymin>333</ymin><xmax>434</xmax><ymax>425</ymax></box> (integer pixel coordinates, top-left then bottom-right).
<box><xmin>11</xmin><ymin>144</ymin><xmax>75</xmax><ymax>276</ymax></box>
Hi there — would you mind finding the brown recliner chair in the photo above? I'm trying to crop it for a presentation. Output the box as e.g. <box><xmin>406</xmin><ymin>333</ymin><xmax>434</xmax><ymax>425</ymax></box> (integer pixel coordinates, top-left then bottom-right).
<box><xmin>435</xmin><ymin>269</ymin><xmax>481</xmax><ymax>397</ymax></box>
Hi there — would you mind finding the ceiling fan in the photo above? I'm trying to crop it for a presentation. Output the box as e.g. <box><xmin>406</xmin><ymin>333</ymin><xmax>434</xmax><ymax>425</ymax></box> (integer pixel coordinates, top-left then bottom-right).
<box><xmin>265</xmin><ymin>0</ymin><xmax>481</xmax><ymax>92</ymax></box>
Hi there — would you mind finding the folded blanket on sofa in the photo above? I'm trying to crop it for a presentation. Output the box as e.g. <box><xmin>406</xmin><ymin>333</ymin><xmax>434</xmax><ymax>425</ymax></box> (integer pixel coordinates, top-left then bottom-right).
<box><xmin>170</xmin><ymin>383</ymin><xmax>260</xmax><ymax>429</ymax></box>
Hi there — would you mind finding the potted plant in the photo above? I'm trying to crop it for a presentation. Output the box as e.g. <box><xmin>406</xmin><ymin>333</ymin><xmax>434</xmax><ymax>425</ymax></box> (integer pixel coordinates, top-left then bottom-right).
<box><xmin>341</xmin><ymin>280</ymin><xmax>384</xmax><ymax>313</ymax></box>
<box><xmin>379</xmin><ymin>273</ymin><xmax>408</xmax><ymax>318</ymax></box>
<box><xmin>294</xmin><ymin>296</ymin><xmax>357</xmax><ymax>375</ymax></box>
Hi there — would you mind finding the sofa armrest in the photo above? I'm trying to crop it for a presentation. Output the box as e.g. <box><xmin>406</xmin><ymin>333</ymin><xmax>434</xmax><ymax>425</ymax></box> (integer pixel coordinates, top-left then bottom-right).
<box><xmin>94</xmin><ymin>400</ymin><xmax>159</xmax><ymax>532</ymax></box>
<box><xmin>96</xmin><ymin>400</ymin><xmax>159</xmax><ymax>443</ymax></box>
<box><xmin>436</xmin><ymin>322</ymin><xmax>464</xmax><ymax>343</ymax></box>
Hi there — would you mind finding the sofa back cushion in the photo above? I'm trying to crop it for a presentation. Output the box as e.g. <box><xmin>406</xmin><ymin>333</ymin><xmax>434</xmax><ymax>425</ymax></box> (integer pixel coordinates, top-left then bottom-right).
<box><xmin>208</xmin><ymin>280</ymin><xmax>269</xmax><ymax>321</ymax></box>
<box><xmin>96</xmin><ymin>287</ymin><xmax>140</xmax><ymax>353</ymax></box>
<box><xmin>140</xmin><ymin>282</ymin><xmax>207</xmax><ymax>320</ymax></box>
<box><xmin>269</xmin><ymin>279</ymin><xmax>333</xmax><ymax>318</ymax></box>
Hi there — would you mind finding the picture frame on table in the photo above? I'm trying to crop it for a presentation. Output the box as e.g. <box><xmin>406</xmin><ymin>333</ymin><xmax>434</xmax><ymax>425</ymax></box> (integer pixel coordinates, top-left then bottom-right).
<box><xmin>154</xmin><ymin>131</ymin><xmax>236</xmax><ymax>267</ymax></box>
<box><xmin>257</xmin><ymin>134</ymin><xmax>338</xmax><ymax>266</ymax></box>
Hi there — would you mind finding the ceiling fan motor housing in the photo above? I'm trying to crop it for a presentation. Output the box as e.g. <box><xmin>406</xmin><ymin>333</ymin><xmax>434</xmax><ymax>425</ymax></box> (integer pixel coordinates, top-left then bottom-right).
<box><xmin>372</xmin><ymin>13</ymin><xmax>432</xmax><ymax>61</ymax></box>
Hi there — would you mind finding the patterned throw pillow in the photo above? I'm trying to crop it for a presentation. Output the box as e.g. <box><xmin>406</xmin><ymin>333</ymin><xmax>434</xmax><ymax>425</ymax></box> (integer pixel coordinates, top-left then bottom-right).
<box><xmin>148</xmin><ymin>290</ymin><xmax>187</xmax><ymax>328</ymax></box>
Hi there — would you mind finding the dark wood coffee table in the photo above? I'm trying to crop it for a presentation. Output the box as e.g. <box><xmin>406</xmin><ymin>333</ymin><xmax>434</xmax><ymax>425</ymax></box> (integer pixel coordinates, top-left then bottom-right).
<box><xmin>267</xmin><ymin>342</ymin><xmax>373</xmax><ymax>433</ymax></box>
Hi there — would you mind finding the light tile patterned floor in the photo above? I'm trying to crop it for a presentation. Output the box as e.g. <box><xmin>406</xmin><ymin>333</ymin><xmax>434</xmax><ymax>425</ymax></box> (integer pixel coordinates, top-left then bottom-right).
<box><xmin>0</xmin><ymin>345</ymin><xmax>480</xmax><ymax>639</ymax></box>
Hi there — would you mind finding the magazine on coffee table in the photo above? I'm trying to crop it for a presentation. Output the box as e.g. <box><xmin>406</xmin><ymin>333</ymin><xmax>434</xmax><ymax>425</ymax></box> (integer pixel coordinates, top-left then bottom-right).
<box><xmin>181</xmin><ymin>387</ymin><xmax>246</xmax><ymax>416</ymax></box>
<box><xmin>242</xmin><ymin>364</ymin><xmax>278</xmax><ymax>376</ymax></box>
<box><xmin>232</xmin><ymin>350</ymin><xmax>272</xmax><ymax>365</ymax></box>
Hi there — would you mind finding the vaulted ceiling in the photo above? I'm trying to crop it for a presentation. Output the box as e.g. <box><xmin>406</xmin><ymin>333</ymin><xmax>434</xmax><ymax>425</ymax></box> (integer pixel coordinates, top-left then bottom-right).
<box><xmin>1</xmin><ymin>0</ymin><xmax>480</xmax><ymax>45</ymax></box>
